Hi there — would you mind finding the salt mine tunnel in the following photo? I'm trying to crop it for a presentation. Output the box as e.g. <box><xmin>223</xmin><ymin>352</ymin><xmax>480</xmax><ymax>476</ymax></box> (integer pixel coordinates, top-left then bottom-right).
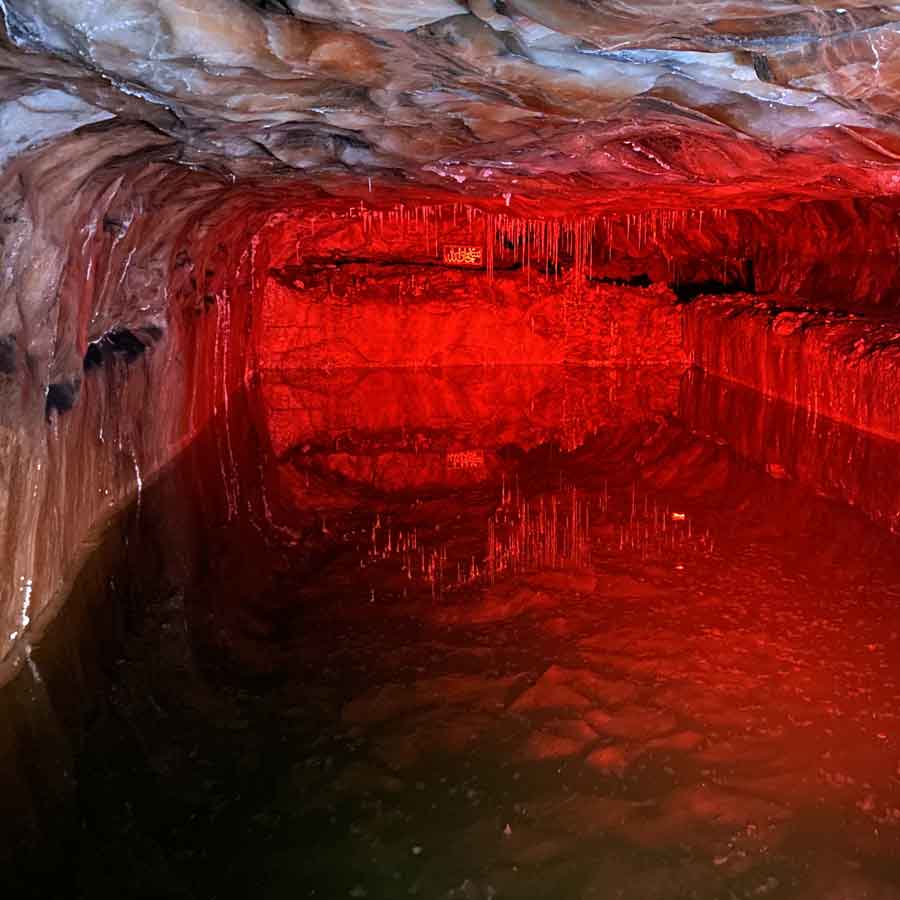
<box><xmin>11</xmin><ymin>2</ymin><xmax>900</xmax><ymax>898</ymax></box>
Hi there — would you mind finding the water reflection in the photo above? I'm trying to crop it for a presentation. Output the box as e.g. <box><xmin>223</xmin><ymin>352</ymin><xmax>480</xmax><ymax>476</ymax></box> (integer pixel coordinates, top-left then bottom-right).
<box><xmin>17</xmin><ymin>365</ymin><xmax>900</xmax><ymax>899</ymax></box>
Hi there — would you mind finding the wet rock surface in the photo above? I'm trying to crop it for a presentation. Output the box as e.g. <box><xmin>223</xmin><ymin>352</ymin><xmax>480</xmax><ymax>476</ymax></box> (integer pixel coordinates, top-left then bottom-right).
<box><xmin>7</xmin><ymin>0</ymin><xmax>900</xmax><ymax>194</ymax></box>
<box><xmin>683</xmin><ymin>293</ymin><xmax>900</xmax><ymax>443</ymax></box>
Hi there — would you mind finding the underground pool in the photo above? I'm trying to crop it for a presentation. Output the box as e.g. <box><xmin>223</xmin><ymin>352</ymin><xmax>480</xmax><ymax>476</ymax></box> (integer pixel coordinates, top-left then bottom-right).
<box><xmin>9</xmin><ymin>365</ymin><xmax>900</xmax><ymax>899</ymax></box>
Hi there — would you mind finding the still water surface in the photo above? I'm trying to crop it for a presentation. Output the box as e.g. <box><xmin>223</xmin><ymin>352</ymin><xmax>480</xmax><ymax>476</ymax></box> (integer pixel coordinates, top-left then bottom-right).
<box><xmin>23</xmin><ymin>366</ymin><xmax>900</xmax><ymax>899</ymax></box>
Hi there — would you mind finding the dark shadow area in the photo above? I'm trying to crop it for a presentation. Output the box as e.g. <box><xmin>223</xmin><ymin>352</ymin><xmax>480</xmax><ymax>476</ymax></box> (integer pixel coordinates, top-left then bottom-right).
<box><xmin>589</xmin><ymin>273</ymin><xmax>652</xmax><ymax>288</ymax></box>
<box><xmin>83</xmin><ymin>327</ymin><xmax>164</xmax><ymax>372</ymax></box>
<box><xmin>0</xmin><ymin>334</ymin><xmax>17</xmax><ymax>375</ymax></box>
<box><xmin>671</xmin><ymin>258</ymin><xmax>755</xmax><ymax>302</ymax></box>
<box><xmin>45</xmin><ymin>378</ymin><xmax>81</xmax><ymax>418</ymax></box>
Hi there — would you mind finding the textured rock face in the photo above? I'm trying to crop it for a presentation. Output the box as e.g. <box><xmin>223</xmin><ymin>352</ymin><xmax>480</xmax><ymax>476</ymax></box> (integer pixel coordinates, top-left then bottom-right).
<box><xmin>261</xmin><ymin>267</ymin><xmax>684</xmax><ymax>368</ymax></box>
<box><xmin>3</xmin><ymin>1</ymin><xmax>900</xmax><ymax>679</ymax></box>
<box><xmin>683</xmin><ymin>293</ymin><xmax>900</xmax><ymax>441</ymax></box>
<box><xmin>8</xmin><ymin>4</ymin><xmax>900</xmax><ymax>883</ymax></box>
<box><xmin>6</xmin><ymin>0</ymin><xmax>900</xmax><ymax>193</ymax></box>
<box><xmin>0</xmin><ymin>134</ymin><xmax>272</xmax><ymax>672</ymax></box>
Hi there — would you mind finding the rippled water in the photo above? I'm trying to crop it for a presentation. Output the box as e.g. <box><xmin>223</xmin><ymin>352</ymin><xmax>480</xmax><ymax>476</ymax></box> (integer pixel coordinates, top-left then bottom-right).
<box><xmin>19</xmin><ymin>366</ymin><xmax>900</xmax><ymax>899</ymax></box>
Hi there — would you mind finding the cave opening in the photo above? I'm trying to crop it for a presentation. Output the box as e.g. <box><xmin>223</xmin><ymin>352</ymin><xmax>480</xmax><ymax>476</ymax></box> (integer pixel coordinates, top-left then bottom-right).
<box><xmin>7</xmin><ymin>1</ymin><xmax>900</xmax><ymax>897</ymax></box>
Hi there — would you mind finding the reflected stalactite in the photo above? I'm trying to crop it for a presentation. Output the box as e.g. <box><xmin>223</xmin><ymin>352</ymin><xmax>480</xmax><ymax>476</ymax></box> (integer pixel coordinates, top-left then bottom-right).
<box><xmin>618</xmin><ymin>484</ymin><xmax>714</xmax><ymax>559</ymax></box>
<box><xmin>356</xmin><ymin>473</ymin><xmax>716</xmax><ymax>604</ymax></box>
<box><xmin>486</xmin><ymin>485</ymin><xmax>592</xmax><ymax>584</ymax></box>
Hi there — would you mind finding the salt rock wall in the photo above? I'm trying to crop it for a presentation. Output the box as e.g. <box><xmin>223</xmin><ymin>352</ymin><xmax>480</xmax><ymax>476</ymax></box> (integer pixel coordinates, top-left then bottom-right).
<box><xmin>682</xmin><ymin>293</ymin><xmax>900</xmax><ymax>443</ymax></box>
<box><xmin>259</xmin><ymin>197</ymin><xmax>900</xmax><ymax>321</ymax></box>
<box><xmin>583</xmin><ymin>200</ymin><xmax>900</xmax><ymax>310</ymax></box>
<box><xmin>260</xmin><ymin>267</ymin><xmax>685</xmax><ymax>369</ymax></box>
<box><xmin>10</xmin><ymin>0</ymin><xmax>900</xmax><ymax>207</ymax></box>
<box><xmin>0</xmin><ymin>124</ymin><xmax>268</xmax><ymax>678</ymax></box>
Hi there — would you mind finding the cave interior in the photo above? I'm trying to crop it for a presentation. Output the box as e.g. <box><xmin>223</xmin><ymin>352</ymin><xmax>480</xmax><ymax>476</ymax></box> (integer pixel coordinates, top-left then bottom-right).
<box><xmin>5</xmin><ymin>2</ymin><xmax>900</xmax><ymax>898</ymax></box>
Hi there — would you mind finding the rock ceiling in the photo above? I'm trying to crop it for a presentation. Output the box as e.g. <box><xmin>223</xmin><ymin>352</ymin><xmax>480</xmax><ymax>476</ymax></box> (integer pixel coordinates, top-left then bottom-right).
<box><xmin>5</xmin><ymin>1</ymin><xmax>900</xmax><ymax>206</ymax></box>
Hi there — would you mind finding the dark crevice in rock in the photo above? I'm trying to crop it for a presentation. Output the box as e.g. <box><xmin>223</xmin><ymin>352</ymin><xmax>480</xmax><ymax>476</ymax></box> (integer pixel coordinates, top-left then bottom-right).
<box><xmin>102</xmin><ymin>216</ymin><xmax>128</xmax><ymax>238</ymax></box>
<box><xmin>0</xmin><ymin>335</ymin><xmax>17</xmax><ymax>375</ymax></box>
<box><xmin>83</xmin><ymin>327</ymin><xmax>163</xmax><ymax>372</ymax></box>
<box><xmin>671</xmin><ymin>258</ymin><xmax>756</xmax><ymax>302</ymax></box>
<box><xmin>671</xmin><ymin>278</ymin><xmax>752</xmax><ymax>304</ymax></box>
<box><xmin>752</xmin><ymin>53</ymin><xmax>775</xmax><ymax>82</ymax></box>
<box><xmin>270</xmin><ymin>257</ymin><xmax>528</xmax><ymax>287</ymax></box>
<box><xmin>45</xmin><ymin>378</ymin><xmax>81</xmax><ymax>419</ymax></box>
<box><xmin>589</xmin><ymin>274</ymin><xmax>652</xmax><ymax>288</ymax></box>
<box><xmin>240</xmin><ymin>0</ymin><xmax>295</xmax><ymax>15</ymax></box>
<box><xmin>672</xmin><ymin>280</ymin><xmax>740</xmax><ymax>302</ymax></box>
<box><xmin>745</xmin><ymin>257</ymin><xmax>757</xmax><ymax>294</ymax></box>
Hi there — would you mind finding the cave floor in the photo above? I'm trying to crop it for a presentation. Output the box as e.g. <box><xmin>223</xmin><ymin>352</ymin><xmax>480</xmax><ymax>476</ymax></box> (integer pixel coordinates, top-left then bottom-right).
<box><xmin>34</xmin><ymin>367</ymin><xmax>900</xmax><ymax>900</ymax></box>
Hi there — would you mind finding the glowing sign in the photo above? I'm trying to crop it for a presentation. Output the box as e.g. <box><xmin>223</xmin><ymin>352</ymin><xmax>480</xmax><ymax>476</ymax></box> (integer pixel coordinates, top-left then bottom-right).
<box><xmin>443</xmin><ymin>244</ymin><xmax>484</xmax><ymax>267</ymax></box>
<box><xmin>447</xmin><ymin>449</ymin><xmax>485</xmax><ymax>470</ymax></box>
